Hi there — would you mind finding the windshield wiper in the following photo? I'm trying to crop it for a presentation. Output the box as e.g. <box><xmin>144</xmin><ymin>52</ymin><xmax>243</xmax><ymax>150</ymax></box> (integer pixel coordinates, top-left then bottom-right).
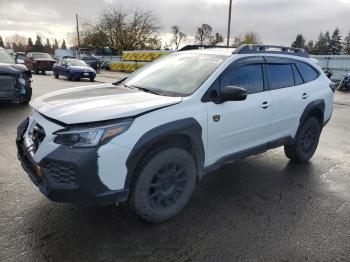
<box><xmin>131</xmin><ymin>85</ymin><xmax>164</xmax><ymax>95</ymax></box>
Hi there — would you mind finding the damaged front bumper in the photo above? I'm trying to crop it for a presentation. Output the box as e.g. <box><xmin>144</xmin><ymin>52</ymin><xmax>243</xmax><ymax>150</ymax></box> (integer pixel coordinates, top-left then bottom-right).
<box><xmin>16</xmin><ymin>117</ymin><xmax>129</xmax><ymax>205</ymax></box>
<box><xmin>0</xmin><ymin>73</ymin><xmax>32</xmax><ymax>103</ymax></box>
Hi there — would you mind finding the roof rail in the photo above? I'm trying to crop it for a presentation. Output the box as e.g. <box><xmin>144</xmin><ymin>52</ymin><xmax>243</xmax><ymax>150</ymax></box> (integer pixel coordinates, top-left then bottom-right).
<box><xmin>233</xmin><ymin>44</ymin><xmax>310</xmax><ymax>58</ymax></box>
<box><xmin>178</xmin><ymin>45</ymin><xmax>232</xmax><ymax>51</ymax></box>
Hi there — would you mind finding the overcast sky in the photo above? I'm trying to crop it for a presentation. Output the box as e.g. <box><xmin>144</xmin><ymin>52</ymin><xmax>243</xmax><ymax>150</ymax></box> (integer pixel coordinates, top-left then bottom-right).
<box><xmin>0</xmin><ymin>0</ymin><xmax>349</xmax><ymax>47</ymax></box>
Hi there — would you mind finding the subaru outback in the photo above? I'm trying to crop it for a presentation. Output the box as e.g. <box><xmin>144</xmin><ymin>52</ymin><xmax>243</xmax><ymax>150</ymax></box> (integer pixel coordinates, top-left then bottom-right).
<box><xmin>16</xmin><ymin>45</ymin><xmax>333</xmax><ymax>223</ymax></box>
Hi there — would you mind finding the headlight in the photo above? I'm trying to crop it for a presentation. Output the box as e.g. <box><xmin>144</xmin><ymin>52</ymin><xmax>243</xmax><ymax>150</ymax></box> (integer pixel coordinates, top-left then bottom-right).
<box><xmin>54</xmin><ymin>120</ymin><xmax>133</xmax><ymax>147</ymax></box>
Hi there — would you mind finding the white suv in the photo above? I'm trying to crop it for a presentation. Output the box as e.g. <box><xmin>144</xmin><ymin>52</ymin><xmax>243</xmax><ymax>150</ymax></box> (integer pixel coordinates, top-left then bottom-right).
<box><xmin>17</xmin><ymin>45</ymin><xmax>334</xmax><ymax>223</ymax></box>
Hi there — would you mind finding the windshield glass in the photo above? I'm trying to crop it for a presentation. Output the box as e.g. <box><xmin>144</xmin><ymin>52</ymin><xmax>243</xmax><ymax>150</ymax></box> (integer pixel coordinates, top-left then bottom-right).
<box><xmin>0</xmin><ymin>50</ymin><xmax>15</xmax><ymax>64</ymax></box>
<box><xmin>66</xmin><ymin>60</ymin><xmax>88</xmax><ymax>67</ymax></box>
<box><xmin>32</xmin><ymin>53</ymin><xmax>52</xmax><ymax>59</ymax></box>
<box><xmin>124</xmin><ymin>53</ymin><xmax>228</xmax><ymax>96</ymax></box>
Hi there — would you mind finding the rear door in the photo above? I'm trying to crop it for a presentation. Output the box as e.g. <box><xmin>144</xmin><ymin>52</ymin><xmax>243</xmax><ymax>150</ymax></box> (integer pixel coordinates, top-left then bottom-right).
<box><xmin>205</xmin><ymin>57</ymin><xmax>273</xmax><ymax>165</ymax></box>
<box><xmin>265</xmin><ymin>57</ymin><xmax>307</xmax><ymax>139</ymax></box>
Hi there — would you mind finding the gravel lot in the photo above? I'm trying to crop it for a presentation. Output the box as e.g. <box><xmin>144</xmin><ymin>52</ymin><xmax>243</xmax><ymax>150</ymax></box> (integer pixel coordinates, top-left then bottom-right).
<box><xmin>0</xmin><ymin>72</ymin><xmax>350</xmax><ymax>262</ymax></box>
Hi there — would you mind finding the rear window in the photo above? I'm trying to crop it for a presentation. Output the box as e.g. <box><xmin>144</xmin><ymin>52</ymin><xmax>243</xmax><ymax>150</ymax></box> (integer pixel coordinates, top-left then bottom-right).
<box><xmin>296</xmin><ymin>62</ymin><xmax>319</xmax><ymax>82</ymax></box>
<box><xmin>267</xmin><ymin>64</ymin><xmax>294</xmax><ymax>89</ymax></box>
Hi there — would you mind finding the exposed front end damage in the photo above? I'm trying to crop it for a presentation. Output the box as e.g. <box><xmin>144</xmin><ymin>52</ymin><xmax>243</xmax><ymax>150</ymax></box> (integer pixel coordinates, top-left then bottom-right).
<box><xmin>0</xmin><ymin>63</ymin><xmax>32</xmax><ymax>104</ymax></box>
<box><xmin>16</xmin><ymin>112</ymin><xmax>129</xmax><ymax>205</ymax></box>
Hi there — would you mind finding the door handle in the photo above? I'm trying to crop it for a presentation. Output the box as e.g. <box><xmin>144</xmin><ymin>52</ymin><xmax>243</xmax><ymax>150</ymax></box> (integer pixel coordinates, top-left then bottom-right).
<box><xmin>302</xmin><ymin>93</ymin><xmax>309</xmax><ymax>99</ymax></box>
<box><xmin>260</xmin><ymin>101</ymin><xmax>271</xmax><ymax>109</ymax></box>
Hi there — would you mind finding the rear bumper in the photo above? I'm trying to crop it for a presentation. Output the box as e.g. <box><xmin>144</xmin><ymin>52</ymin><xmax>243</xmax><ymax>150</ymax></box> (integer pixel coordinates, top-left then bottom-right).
<box><xmin>71</xmin><ymin>72</ymin><xmax>96</xmax><ymax>79</ymax></box>
<box><xmin>16</xmin><ymin>118</ymin><xmax>129</xmax><ymax>205</ymax></box>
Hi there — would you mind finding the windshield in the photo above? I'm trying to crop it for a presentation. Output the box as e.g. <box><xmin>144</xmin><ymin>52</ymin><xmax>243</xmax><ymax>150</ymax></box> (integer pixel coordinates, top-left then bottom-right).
<box><xmin>32</xmin><ymin>53</ymin><xmax>52</xmax><ymax>59</ymax></box>
<box><xmin>124</xmin><ymin>53</ymin><xmax>228</xmax><ymax>96</ymax></box>
<box><xmin>66</xmin><ymin>60</ymin><xmax>88</xmax><ymax>67</ymax></box>
<box><xmin>0</xmin><ymin>50</ymin><xmax>15</xmax><ymax>64</ymax></box>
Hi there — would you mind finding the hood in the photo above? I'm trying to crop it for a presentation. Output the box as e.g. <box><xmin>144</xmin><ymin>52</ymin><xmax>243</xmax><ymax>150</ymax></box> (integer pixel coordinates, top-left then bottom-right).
<box><xmin>0</xmin><ymin>63</ymin><xmax>29</xmax><ymax>74</ymax></box>
<box><xmin>30</xmin><ymin>84</ymin><xmax>182</xmax><ymax>124</ymax></box>
<box><xmin>67</xmin><ymin>66</ymin><xmax>95</xmax><ymax>72</ymax></box>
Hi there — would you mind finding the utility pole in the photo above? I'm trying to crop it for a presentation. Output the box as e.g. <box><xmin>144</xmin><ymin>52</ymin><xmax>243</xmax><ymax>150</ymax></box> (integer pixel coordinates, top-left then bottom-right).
<box><xmin>76</xmin><ymin>14</ymin><xmax>80</xmax><ymax>52</ymax></box>
<box><xmin>226</xmin><ymin>0</ymin><xmax>232</xmax><ymax>46</ymax></box>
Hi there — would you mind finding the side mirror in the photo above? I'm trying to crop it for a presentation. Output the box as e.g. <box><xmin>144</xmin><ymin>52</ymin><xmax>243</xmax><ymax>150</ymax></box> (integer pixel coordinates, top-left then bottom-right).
<box><xmin>213</xmin><ymin>86</ymin><xmax>248</xmax><ymax>104</ymax></box>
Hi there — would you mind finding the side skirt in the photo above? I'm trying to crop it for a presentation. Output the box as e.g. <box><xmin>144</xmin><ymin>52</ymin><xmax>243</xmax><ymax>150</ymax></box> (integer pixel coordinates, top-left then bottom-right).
<box><xmin>203</xmin><ymin>136</ymin><xmax>293</xmax><ymax>175</ymax></box>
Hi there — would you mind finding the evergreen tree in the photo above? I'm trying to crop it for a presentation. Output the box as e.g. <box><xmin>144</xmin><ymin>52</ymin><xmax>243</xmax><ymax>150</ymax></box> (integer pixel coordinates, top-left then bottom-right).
<box><xmin>314</xmin><ymin>32</ymin><xmax>330</xmax><ymax>55</ymax></box>
<box><xmin>329</xmin><ymin>28</ymin><xmax>342</xmax><ymax>55</ymax></box>
<box><xmin>291</xmin><ymin>34</ymin><xmax>306</xmax><ymax>48</ymax></box>
<box><xmin>0</xmin><ymin>36</ymin><xmax>4</xmax><ymax>48</ymax></box>
<box><xmin>33</xmin><ymin>35</ymin><xmax>44</xmax><ymax>52</ymax></box>
<box><xmin>343</xmin><ymin>31</ymin><xmax>350</xmax><ymax>55</ymax></box>
<box><xmin>61</xmin><ymin>39</ymin><xmax>67</xmax><ymax>49</ymax></box>
<box><xmin>27</xmin><ymin>38</ymin><xmax>33</xmax><ymax>52</ymax></box>
<box><xmin>44</xmin><ymin>39</ymin><xmax>52</xmax><ymax>54</ymax></box>
<box><xmin>305</xmin><ymin>40</ymin><xmax>314</xmax><ymax>54</ymax></box>
<box><xmin>324</xmin><ymin>31</ymin><xmax>331</xmax><ymax>54</ymax></box>
<box><xmin>52</xmin><ymin>39</ymin><xmax>59</xmax><ymax>50</ymax></box>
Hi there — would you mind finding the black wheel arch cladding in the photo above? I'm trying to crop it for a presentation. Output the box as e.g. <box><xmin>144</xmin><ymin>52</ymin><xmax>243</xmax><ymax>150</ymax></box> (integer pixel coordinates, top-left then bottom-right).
<box><xmin>124</xmin><ymin>118</ymin><xmax>205</xmax><ymax>189</ymax></box>
<box><xmin>300</xmin><ymin>99</ymin><xmax>325</xmax><ymax>126</ymax></box>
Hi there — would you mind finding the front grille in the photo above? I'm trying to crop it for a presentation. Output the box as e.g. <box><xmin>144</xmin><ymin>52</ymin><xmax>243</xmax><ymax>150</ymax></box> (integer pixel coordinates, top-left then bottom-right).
<box><xmin>44</xmin><ymin>162</ymin><xmax>78</xmax><ymax>186</ymax></box>
<box><xmin>0</xmin><ymin>75</ymin><xmax>16</xmax><ymax>93</ymax></box>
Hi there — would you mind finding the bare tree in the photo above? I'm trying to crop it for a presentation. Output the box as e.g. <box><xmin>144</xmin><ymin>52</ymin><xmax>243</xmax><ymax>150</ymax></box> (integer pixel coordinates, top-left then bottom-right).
<box><xmin>209</xmin><ymin>33</ymin><xmax>224</xmax><ymax>45</ymax></box>
<box><xmin>171</xmin><ymin>26</ymin><xmax>186</xmax><ymax>50</ymax></box>
<box><xmin>231</xmin><ymin>31</ymin><xmax>261</xmax><ymax>47</ymax></box>
<box><xmin>81</xmin><ymin>6</ymin><xmax>161</xmax><ymax>51</ymax></box>
<box><xmin>195</xmin><ymin>24</ymin><xmax>212</xmax><ymax>45</ymax></box>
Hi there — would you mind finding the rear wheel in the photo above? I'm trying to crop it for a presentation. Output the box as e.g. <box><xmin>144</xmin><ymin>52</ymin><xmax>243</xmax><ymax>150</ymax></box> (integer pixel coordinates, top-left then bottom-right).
<box><xmin>284</xmin><ymin>116</ymin><xmax>321</xmax><ymax>163</ymax></box>
<box><xmin>130</xmin><ymin>148</ymin><xmax>196</xmax><ymax>223</ymax></box>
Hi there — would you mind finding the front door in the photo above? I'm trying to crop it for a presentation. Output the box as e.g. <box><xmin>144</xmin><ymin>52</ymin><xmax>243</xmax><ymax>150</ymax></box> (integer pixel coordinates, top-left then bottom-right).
<box><xmin>205</xmin><ymin>58</ymin><xmax>273</xmax><ymax>166</ymax></box>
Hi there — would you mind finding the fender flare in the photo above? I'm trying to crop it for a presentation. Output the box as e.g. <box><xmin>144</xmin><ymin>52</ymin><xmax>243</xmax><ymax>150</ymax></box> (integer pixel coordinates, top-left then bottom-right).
<box><xmin>300</xmin><ymin>99</ymin><xmax>325</xmax><ymax>125</ymax></box>
<box><xmin>124</xmin><ymin>118</ymin><xmax>205</xmax><ymax>189</ymax></box>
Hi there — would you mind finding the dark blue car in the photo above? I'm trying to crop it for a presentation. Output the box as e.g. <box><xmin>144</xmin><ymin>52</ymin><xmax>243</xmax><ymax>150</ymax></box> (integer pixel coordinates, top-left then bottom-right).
<box><xmin>53</xmin><ymin>59</ymin><xmax>96</xmax><ymax>81</ymax></box>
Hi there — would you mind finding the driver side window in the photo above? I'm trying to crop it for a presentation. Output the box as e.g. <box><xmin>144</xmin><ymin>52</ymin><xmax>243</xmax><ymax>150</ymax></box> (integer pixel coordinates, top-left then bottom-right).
<box><xmin>221</xmin><ymin>64</ymin><xmax>264</xmax><ymax>94</ymax></box>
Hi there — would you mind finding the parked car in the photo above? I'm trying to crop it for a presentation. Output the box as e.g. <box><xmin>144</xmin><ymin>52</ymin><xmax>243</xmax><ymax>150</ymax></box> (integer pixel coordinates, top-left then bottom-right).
<box><xmin>0</xmin><ymin>48</ymin><xmax>32</xmax><ymax>104</ymax></box>
<box><xmin>53</xmin><ymin>59</ymin><xmax>96</xmax><ymax>81</ymax></box>
<box><xmin>80</xmin><ymin>55</ymin><xmax>100</xmax><ymax>71</ymax></box>
<box><xmin>16</xmin><ymin>45</ymin><xmax>333</xmax><ymax>223</ymax></box>
<box><xmin>24</xmin><ymin>52</ymin><xmax>56</xmax><ymax>74</ymax></box>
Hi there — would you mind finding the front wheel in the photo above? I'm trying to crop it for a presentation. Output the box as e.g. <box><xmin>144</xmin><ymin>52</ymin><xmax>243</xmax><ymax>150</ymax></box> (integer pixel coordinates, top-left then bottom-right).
<box><xmin>130</xmin><ymin>148</ymin><xmax>196</xmax><ymax>223</ymax></box>
<box><xmin>284</xmin><ymin>116</ymin><xmax>321</xmax><ymax>163</ymax></box>
<box><xmin>54</xmin><ymin>73</ymin><xmax>59</xmax><ymax>79</ymax></box>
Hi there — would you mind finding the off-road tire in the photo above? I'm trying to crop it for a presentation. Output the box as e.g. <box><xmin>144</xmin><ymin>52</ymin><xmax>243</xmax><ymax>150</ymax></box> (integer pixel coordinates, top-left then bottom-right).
<box><xmin>130</xmin><ymin>147</ymin><xmax>196</xmax><ymax>223</ymax></box>
<box><xmin>284</xmin><ymin>116</ymin><xmax>321</xmax><ymax>163</ymax></box>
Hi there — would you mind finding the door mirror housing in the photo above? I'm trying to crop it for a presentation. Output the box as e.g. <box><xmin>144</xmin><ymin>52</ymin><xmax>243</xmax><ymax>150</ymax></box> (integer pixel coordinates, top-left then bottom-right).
<box><xmin>214</xmin><ymin>85</ymin><xmax>248</xmax><ymax>104</ymax></box>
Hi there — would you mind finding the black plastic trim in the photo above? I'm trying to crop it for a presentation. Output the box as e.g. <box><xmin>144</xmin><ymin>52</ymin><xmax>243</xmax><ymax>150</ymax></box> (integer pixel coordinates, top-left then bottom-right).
<box><xmin>300</xmin><ymin>99</ymin><xmax>325</xmax><ymax>125</ymax></box>
<box><xmin>204</xmin><ymin>136</ymin><xmax>293</xmax><ymax>174</ymax></box>
<box><xmin>124</xmin><ymin>118</ymin><xmax>205</xmax><ymax>188</ymax></box>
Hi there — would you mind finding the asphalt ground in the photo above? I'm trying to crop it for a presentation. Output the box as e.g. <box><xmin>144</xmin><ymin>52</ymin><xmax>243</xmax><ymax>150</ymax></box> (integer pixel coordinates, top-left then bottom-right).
<box><xmin>0</xmin><ymin>72</ymin><xmax>349</xmax><ymax>262</ymax></box>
